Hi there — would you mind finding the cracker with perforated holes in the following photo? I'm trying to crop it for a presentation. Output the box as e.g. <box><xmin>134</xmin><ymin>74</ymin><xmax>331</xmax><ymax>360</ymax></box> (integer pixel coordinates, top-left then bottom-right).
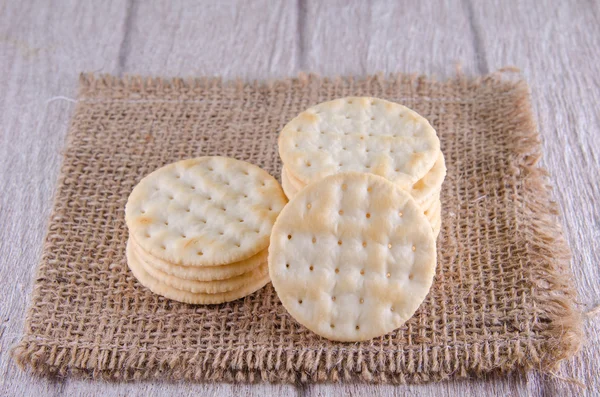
<box><xmin>278</xmin><ymin>97</ymin><xmax>440</xmax><ymax>190</ymax></box>
<box><xmin>130</xmin><ymin>238</ymin><xmax>267</xmax><ymax>281</ymax></box>
<box><xmin>126</xmin><ymin>240</ymin><xmax>270</xmax><ymax>304</ymax></box>
<box><xmin>127</xmin><ymin>240</ymin><xmax>268</xmax><ymax>293</ymax></box>
<box><xmin>125</xmin><ymin>156</ymin><xmax>287</xmax><ymax>267</ymax></box>
<box><xmin>268</xmin><ymin>172</ymin><xmax>437</xmax><ymax>342</ymax></box>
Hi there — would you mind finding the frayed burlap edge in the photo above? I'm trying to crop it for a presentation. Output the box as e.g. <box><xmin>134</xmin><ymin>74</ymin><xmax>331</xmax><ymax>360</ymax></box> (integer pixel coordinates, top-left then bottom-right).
<box><xmin>12</xmin><ymin>72</ymin><xmax>582</xmax><ymax>384</ymax></box>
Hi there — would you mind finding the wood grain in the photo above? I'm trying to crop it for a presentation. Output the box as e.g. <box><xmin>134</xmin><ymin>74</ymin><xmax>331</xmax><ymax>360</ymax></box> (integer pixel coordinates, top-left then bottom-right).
<box><xmin>119</xmin><ymin>0</ymin><xmax>298</xmax><ymax>79</ymax></box>
<box><xmin>0</xmin><ymin>1</ymin><xmax>128</xmax><ymax>396</ymax></box>
<box><xmin>0</xmin><ymin>0</ymin><xmax>598</xmax><ymax>395</ymax></box>
<box><xmin>302</xmin><ymin>0</ymin><xmax>480</xmax><ymax>77</ymax></box>
<box><xmin>474</xmin><ymin>1</ymin><xmax>600</xmax><ymax>395</ymax></box>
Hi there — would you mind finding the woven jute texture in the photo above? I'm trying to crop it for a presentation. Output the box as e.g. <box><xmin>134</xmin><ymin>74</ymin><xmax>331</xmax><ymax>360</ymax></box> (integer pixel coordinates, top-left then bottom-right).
<box><xmin>14</xmin><ymin>73</ymin><xmax>582</xmax><ymax>383</ymax></box>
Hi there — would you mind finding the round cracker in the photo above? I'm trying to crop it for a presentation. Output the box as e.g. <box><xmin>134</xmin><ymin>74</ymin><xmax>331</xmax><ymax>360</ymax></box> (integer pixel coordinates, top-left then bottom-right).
<box><xmin>130</xmin><ymin>238</ymin><xmax>266</xmax><ymax>281</ymax></box>
<box><xmin>281</xmin><ymin>167</ymin><xmax>299</xmax><ymax>200</ymax></box>
<box><xmin>432</xmin><ymin>204</ymin><xmax>442</xmax><ymax>239</ymax></box>
<box><xmin>125</xmin><ymin>156</ymin><xmax>287</xmax><ymax>266</ymax></box>
<box><xmin>424</xmin><ymin>196</ymin><xmax>441</xmax><ymax>222</ymax></box>
<box><xmin>420</xmin><ymin>188</ymin><xmax>441</xmax><ymax>213</ymax></box>
<box><xmin>268</xmin><ymin>172</ymin><xmax>437</xmax><ymax>342</ymax></box>
<box><xmin>426</xmin><ymin>198</ymin><xmax>442</xmax><ymax>238</ymax></box>
<box><xmin>408</xmin><ymin>153</ymin><xmax>446</xmax><ymax>204</ymax></box>
<box><xmin>126</xmin><ymin>242</ymin><xmax>270</xmax><ymax>304</ymax></box>
<box><xmin>128</xmin><ymin>239</ymin><xmax>268</xmax><ymax>293</ymax></box>
<box><xmin>278</xmin><ymin>97</ymin><xmax>440</xmax><ymax>189</ymax></box>
<box><xmin>283</xmin><ymin>166</ymin><xmax>305</xmax><ymax>191</ymax></box>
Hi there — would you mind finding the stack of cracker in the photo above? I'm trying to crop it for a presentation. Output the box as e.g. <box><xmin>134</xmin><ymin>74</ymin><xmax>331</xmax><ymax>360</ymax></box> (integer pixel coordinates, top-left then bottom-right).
<box><xmin>125</xmin><ymin>156</ymin><xmax>287</xmax><ymax>304</ymax></box>
<box><xmin>269</xmin><ymin>97</ymin><xmax>444</xmax><ymax>341</ymax></box>
<box><xmin>278</xmin><ymin>97</ymin><xmax>445</xmax><ymax>238</ymax></box>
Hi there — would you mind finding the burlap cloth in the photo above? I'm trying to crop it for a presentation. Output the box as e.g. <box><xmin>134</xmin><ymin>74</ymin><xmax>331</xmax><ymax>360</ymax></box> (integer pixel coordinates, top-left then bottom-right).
<box><xmin>14</xmin><ymin>73</ymin><xmax>582</xmax><ymax>383</ymax></box>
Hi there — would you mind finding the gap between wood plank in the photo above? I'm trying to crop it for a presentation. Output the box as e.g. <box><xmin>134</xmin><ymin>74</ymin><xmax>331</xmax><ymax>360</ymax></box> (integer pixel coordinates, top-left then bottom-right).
<box><xmin>462</xmin><ymin>0</ymin><xmax>489</xmax><ymax>74</ymax></box>
<box><xmin>117</xmin><ymin>0</ymin><xmax>138</xmax><ymax>75</ymax></box>
<box><xmin>297</xmin><ymin>0</ymin><xmax>307</xmax><ymax>70</ymax></box>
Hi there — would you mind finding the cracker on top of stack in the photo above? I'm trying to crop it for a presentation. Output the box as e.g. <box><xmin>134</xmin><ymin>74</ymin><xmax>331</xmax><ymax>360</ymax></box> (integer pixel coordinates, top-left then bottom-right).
<box><xmin>124</xmin><ymin>156</ymin><xmax>287</xmax><ymax>304</ymax></box>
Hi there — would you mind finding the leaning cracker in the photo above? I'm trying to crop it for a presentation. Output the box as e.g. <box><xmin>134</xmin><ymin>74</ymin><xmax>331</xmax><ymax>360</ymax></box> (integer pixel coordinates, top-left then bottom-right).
<box><xmin>279</xmin><ymin>97</ymin><xmax>440</xmax><ymax>189</ymax></box>
<box><xmin>126</xmin><ymin>242</ymin><xmax>270</xmax><ymax>304</ymax></box>
<box><xmin>130</xmin><ymin>238</ymin><xmax>266</xmax><ymax>281</ymax></box>
<box><xmin>268</xmin><ymin>172</ymin><xmax>437</xmax><ymax>342</ymax></box>
<box><xmin>125</xmin><ymin>156</ymin><xmax>287</xmax><ymax>266</ymax></box>
<box><xmin>128</xmin><ymin>239</ymin><xmax>268</xmax><ymax>293</ymax></box>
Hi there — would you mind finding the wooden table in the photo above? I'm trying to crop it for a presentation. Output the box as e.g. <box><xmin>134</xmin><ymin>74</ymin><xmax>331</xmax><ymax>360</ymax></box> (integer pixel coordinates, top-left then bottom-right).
<box><xmin>1</xmin><ymin>0</ymin><xmax>598</xmax><ymax>395</ymax></box>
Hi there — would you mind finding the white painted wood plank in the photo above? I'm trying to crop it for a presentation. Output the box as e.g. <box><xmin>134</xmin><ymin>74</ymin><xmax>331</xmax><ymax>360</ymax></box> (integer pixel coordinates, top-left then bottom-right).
<box><xmin>301</xmin><ymin>0</ymin><xmax>480</xmax><ymax>77</ymax></box>
<box><xmin>471</xmin><ymin>1</ymin><xmax>600</xmax><ymax>395</ymax></box>
<box><xmin>0</xmin><ymin>3</ymin><xmax>167</xmax><ymax>397</ymax></box>
<box><xmin>0</xmin><ymin>1</ymin><xmax>128</xmax><ymax>396</ymax></box>
<box><xmin>119</xmin><ymin>0</ymin><xmax>299</xmax><ymax>80</ymax></box>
